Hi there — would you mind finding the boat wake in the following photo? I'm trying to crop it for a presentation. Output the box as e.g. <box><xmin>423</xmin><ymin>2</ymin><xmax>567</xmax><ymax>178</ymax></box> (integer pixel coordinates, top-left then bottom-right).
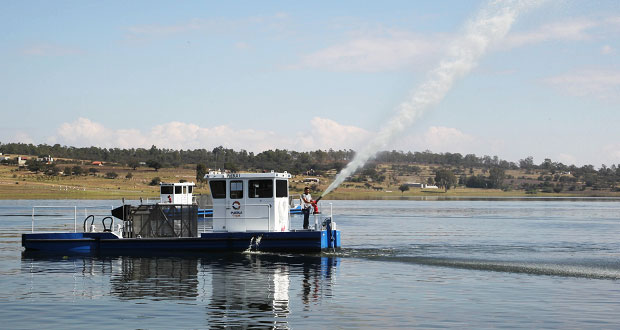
<box><xmin>334</xmin><ymin>248</ymin><xmax>620</xmax><ymax>280</ymax></box>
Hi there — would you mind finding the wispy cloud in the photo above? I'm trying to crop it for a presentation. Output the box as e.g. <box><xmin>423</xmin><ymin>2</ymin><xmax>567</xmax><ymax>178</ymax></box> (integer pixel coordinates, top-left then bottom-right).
<box><xmin>124</xmin><ymin>14</ymin><xmax>292</xmax><ymax>42</ymax></box>
<box><xmin>295</xmin><ymin>14</ymin><xmax>620</xmax><ymax>72</ymax></box>
<box><xmin>125</xmin><ymin>19</ymin><xmax>208</xmax><ymax>40</ymax></box>
<box><xmin>601</xmin><ymin>45</ymin><xmax>614</xmax><ymax>55</ymax></box>
<box><xmin>234</xmin><ymin>41</ymin><xmax>251</xmax><ymax>50</ymax></box>
<box><xmin>297</xmin><ymin>117</ymin><xmax>371</xmax><ymax>149</ymax></box>
<box><xmin>421</xmin><ymin>126</ymin><xmax>476</xmax><ymax>151</ymax></box>
<box><xmin>56</xmin><ymin>118</ymin><xmax>108</xmax><ymax>145</ymax></box>
<box><xmin>543</xmin><ymin>69</ymin><xmax>620</xmax><ymax>100</ymax></box>
<box><xmin>21</xmin><ymin>43</ymin><xmax>85</xmax><ymax>56</ymax></box>
<box><xmin>502</xmin><ymin>15</ymin><xmax>620</xmax><ymax>49</ymax></box>
<box><xmin>502</xmin><ymin>19</ymin><xmax>597</xmax><ymax>48</ymax></box>
<box><xmin>394</xmin><ymin>126</ymin><xmax>477</xmax><ymax>154</ymax></box>
<box><xmin>295</xmin><ymin>31</ymin><xmax>444</xmax><ymax>72</ymax></box>
<box><xmin>51</xmin><ymin>117</ymin><xmax>369</xmax><ymax>152</ymax></box>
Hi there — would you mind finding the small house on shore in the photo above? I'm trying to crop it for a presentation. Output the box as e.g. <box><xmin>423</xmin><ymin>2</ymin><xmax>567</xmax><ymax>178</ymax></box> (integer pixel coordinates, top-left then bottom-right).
<box><xmin>36</xmin><ymin>155</ymin><xmax>54</xmax><ymax>164</ymax></box>
<box><xmin>405</xmin><ymin>182</ymin><xmax>439</xmax><ymax>189</ymax></box>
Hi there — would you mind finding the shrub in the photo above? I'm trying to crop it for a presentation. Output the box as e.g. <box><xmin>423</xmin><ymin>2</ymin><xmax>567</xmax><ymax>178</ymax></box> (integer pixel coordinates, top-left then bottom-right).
<box><xmin>541</xmin><ymin>186</ymin><xmax>554</xmax><ymax>193</ymax></box>
<box><xmin>149</xmin><ymin>177</ymin><xmax>161</xmax><ymax>186</ymax></box>
<box><xmin>105</xmin><ymin>172</ymin><xmax>119</xmax><ymax>179</ymax></box>
<box><xmin>72</xmin><ymin>166</ymin><xmax>84</xmax><ymax>176</ymax></box>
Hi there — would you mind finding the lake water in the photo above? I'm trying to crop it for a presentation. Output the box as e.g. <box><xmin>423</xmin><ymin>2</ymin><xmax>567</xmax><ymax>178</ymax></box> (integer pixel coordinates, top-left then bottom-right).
<box><xmin>1</xmin><ymin>198</ymin><xmax>620</xmax><ymax>329</ymax></box>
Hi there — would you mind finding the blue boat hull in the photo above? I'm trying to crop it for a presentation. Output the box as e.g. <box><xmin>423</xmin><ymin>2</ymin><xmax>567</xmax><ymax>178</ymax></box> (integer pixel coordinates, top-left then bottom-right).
<box><xmin>22</xmin><ymin>230</ymin><xmax>341</xmax><ymax>255</ymax></box>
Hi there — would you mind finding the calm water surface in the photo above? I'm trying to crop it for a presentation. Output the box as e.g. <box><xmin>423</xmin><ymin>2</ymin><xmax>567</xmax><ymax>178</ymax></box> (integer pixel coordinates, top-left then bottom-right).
<box><xmin>1</xmin><ymin>199</ymin><xmax>620</xmax><ymax>329</ymax></box>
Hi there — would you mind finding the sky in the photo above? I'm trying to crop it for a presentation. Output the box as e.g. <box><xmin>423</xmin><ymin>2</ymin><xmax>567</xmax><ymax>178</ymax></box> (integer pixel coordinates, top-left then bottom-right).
<box><xmin>1</xmin><ymin>0</ymin><xmax>619</xmax><ymax>167</ymax></box>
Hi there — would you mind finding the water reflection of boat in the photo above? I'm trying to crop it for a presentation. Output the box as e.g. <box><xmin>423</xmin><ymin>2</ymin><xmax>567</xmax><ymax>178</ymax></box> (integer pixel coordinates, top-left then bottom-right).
<box><xmin>21</xmin><ymin>252</ymin><xmax>340</xmax><ymax>328</ymax></box>
<box><xmin>22</xmin><ymin>171</ymin><xmax>341</xmax><ymax>254</ymax></box>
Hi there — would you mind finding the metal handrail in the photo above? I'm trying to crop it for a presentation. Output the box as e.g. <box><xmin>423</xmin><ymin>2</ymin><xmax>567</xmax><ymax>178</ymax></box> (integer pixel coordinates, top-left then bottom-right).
<box><xmin>32</xmin><ymin>206</ymin><xmax>77</xmax><ymax>233</ymax></box>
<box><xmin>31</xmin><ymin>205</ymin><xmax>113</xmax><ymax>233</ymax></box>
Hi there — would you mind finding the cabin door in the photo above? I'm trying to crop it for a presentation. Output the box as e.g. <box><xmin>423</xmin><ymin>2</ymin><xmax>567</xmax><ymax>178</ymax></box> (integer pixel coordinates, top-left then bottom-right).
<box><xmin>226</xmin><ymin>180</ymin><xmax>246</xmax><ymax>232</ymax></box>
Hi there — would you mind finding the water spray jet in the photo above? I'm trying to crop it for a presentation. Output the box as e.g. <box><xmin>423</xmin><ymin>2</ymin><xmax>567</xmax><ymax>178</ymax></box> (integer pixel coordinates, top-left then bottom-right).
<box><xmin>320</xmin><ymin>0</ymin><xmax>541</xmax><ymax>196</ymax></box>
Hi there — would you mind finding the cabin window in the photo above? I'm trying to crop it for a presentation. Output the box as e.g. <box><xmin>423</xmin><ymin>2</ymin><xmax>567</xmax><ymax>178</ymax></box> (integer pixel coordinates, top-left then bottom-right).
<box><xmin>276</xmin><ymin>179</ymin><xmax>288</xmax><ymax>198</ymax></box>
<box><xmin>209</xmin><ymin>181</ymin><xmax>226</xmax><ymax>199</ymax></box>
<box><xmin>230</xmin><ymin>181</ymin><xmax>243</xmax><ymax>199</ymax></box>
<box><xmin>161</xmin><ymin>186</ymin><xmax>173</xmax><ymax>195</ymax></box>
<box><xmin>175</xmin><ymin>186</ymin><xmax>182</xmax><ymax>194</ymax></box>
<box><xmin>249</xmin><ymin>180</ymin><xmax>273</xmax><ymax>198</ymax></box>
<box><xmin>183</xmin><ymin>186</ymin><xmax>187</xmax><ymax>194</ymax></box>
<box><xmin>188</xmin><ymin>186</ymin><xmax>193</xmax><ymax>194</ymax></box>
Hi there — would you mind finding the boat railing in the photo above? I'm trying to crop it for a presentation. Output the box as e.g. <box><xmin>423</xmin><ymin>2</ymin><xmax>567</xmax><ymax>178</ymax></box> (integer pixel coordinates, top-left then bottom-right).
<box><xmin>145</xmin><ymin>196</ymin><xmax>198</xmax><ymax>205</ymax></box>
<box><xmin>31</xmin><ymin>205</ymin><xmax>114</xmax><ymax>233</ymax></box>
<box><xmin>308</xmin><ymin>202</ymin><xmax>333</xmax><ymax>230</ymax></box>
<box><xmin>145</xmin><ymin>197</ymin><xmax>160</xmax><ymax>204</ymax></box>
<box><xmin>206</xmin><ymin>203</ymin><xmax>272</xmax><ymax>233</ymax></box>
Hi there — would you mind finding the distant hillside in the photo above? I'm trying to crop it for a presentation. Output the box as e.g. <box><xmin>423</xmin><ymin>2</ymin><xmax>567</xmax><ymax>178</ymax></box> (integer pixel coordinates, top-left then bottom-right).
<box><xmin>0</xmin><ymin>143</ymin><xmax>618</xmax><ymax>198</ymax></box>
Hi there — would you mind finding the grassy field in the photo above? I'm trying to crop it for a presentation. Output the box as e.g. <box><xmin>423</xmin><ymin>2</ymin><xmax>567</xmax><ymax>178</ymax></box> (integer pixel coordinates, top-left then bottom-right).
<box><xmin>1</xmin><ymin>162</ymin><xmax>618</xmax><ymax>200</ymax></box>
<box><xmin>0</xmin><ymin>163</ymin><xmax>207</xmax><ymax>200</ymax></box>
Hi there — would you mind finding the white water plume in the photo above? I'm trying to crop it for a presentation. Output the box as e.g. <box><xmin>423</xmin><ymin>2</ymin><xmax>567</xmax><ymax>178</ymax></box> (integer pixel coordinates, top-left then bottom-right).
<box><xmin>321</xmin><ymin>0</ymin><xmax>542</xmax><ymax>198</ymax></box>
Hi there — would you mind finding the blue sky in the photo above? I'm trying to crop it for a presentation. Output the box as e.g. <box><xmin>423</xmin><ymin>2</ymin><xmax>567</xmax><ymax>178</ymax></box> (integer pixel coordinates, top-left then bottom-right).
<box><xmin>1</xmin><ymin>1</ymin><xmax>619</xmax><ymax>167</ymax></box>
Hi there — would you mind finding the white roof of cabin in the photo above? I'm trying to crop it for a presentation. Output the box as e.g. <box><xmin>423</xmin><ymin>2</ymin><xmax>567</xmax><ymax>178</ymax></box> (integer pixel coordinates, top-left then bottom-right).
<box><xmin>204</xmin><ymin>171</ymin><xmax>291</xmax><ymax>180</ymax></box>
<box><xmin>160</xmin><ymin>182</ymin><xmax>195</xmax><ymax>186</ymax></box>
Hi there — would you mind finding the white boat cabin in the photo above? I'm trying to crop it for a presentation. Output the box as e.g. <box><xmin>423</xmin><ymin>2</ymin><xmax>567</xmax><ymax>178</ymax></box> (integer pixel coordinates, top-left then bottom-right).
<box><xmin>159</xmin><ymin>182</ymin><xmax>195</xmax><ymax>204</ymax></box>
<box><xmin>205</xmin><ymin>171</ymin><xmax>290</xmax><ymax>233</ymax></box>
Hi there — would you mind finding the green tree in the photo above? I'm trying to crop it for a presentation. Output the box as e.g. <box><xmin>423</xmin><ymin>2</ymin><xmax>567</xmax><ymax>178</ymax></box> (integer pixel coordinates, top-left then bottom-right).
<box><xmin>105</xmin><ymin>172</ymin><xmax>119</xmax><ymax>179</ymax></box>
<box><xmin>45</xmin><ymin>164</ymin><xmax>60</xmax><ymax>176</ymax></box>
<box><xmin>149</xmin><ymin>177</ymin><xmax>161</xmax><ymax>186</ymax></box>
<box><xmin>224</xmin><ymin>161</ymin><xmax>239</xmax><ymax>172</ymax></box>
<box><xmin>519</xmin><ymin>156</ymin><xmax>534</xmax><ymax>169</ymax></box>
<box><xmin>466</xmin><ymin>175</ymin><xmax>488</xmax><ymax>188</ymax></box>
<box><xmin>399</xmin><ymin>184</ymin><xmax>410</xmax><ymax>194</ymax></box>
<box><xmin>488</xmin><ymin>167</ymin><xmax>505</xmax><ymax>189</ymax></box>
<box><xmin>146</xmin><ymin>160</ymin><xmax>162</xmax><ymax>171</ymax></box>
<box><xmin>26</xmin><ymin>159</ymin><xmax>44</xmax><ymax>173</ymax></box>
<box><xmin>72</xmin><ymin>165</ymin><xmax>84</xmax><ymax>176</ymax></box>
<box><xmin>196</xmin><ymin>164</ymin><xmax>207</xmax><ymax>182</ymax></box>
<box><xmin>435</xmin><ymin>169</ymin><xmax>457</xmax><ymax>191</ymax></box>
<box><xmin>127</xmin><ymin>159</ymin><xmax>140</xmax><ymax>170</ymax></box>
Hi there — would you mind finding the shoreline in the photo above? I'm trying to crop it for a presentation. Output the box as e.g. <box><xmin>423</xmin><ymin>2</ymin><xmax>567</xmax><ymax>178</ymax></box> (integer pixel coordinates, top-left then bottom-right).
<box><xmin>1</xmin><ymin>189</ymin><xmax>619</xmax><ymax>201</ymax></box>
<box><xmin>2</xmin><ymin>164</ymin><xmax>619</xmax><ymax>200</ymax></box>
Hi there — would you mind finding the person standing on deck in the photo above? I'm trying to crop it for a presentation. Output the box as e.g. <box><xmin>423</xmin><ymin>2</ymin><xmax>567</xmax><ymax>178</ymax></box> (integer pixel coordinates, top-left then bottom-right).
<box><xmin>301</xmin><ymin>187</ymin><xmax>313</xmax><ymax>229</ymax></box>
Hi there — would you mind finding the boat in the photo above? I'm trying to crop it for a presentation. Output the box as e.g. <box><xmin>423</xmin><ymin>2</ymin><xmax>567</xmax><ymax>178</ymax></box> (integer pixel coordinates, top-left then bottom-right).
<box><xmin>145</xmin><ymin>180</ymin><xmax>309</xmax><ymax>217</ymax></box>
<box><xmin>21</xmin><ymin>171</ymin><xmax>341</xmax><ymax>254</ymax></box>
<box><xmin>156</xmin><ymin>181</ymin><xmax>302</xmax><ymax>217</ymax></box>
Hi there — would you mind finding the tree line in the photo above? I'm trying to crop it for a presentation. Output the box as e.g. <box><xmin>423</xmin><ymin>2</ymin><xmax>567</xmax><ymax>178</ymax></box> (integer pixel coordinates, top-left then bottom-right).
<box><xmin>1</xmin><ymin>142</ymin><xmax>618</xmax><ymax>191</ymax></box>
